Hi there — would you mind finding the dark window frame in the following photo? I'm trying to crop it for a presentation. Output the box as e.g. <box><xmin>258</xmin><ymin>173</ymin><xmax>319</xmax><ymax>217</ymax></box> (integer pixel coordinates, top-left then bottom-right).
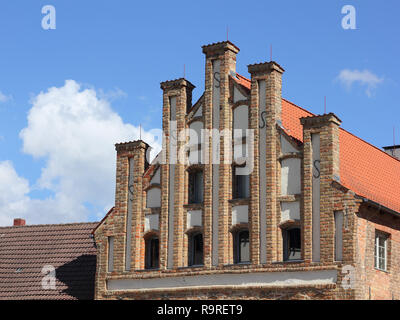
<box><xmin>188</xmin><ymin>232</ymin><xmax>204</xmax><ymax>266</ymax></box>
<box><xmin>188</xmin><ymin>169</ymin><xmax>204</xmax><ymax>204</ymax></box>
<box><xmin>233</xmin><ymin>228</ymin><xmax>250</xmax><ymax>264</ymax></box>
<box><xmin>232</xmin><ymin>164</ymin><xmax>250</xmax><ymax>200</ymax></box>
<box><xmin>145</xmin><ymin>236</ymin><xmax>159</xmax><ymax>270</ymax></box>
<box><xmin>283</xmin><ymin>227</ymin><xmax>301</xmax><ymax>261</ymax></box>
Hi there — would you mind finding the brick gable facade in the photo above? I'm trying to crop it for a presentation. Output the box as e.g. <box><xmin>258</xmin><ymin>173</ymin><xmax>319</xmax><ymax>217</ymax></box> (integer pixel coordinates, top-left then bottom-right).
<box><xmin>93</xmin><ymin>41</ymin><xmax>400</xmax><ymax>300</ymax></box>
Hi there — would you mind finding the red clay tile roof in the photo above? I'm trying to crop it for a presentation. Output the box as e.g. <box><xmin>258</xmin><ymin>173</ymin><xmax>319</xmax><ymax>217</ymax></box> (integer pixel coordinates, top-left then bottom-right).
<box><xmin>234</xmin><ymin>73</ymin><xmax>251</xmax><ymax>91</ymax></box>
<box><xmin>234</xmin><ymin>73</ymin><xmax>400</xmax><ymax>214</ymax></box>
<box><xmin>0</xmin><ymin>222</ymin><xmax>98</xmax><ymax>300</ymax></box>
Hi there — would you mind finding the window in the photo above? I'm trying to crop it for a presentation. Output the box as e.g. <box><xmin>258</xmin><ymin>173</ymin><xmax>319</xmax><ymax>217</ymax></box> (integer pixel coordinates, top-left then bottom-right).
<box><xmin>189</xmin><ymin>170</ymin><xmax>203</xmax><ymax>204</ymax></box>
<box><xmin>145</xmin><ymin>236</ymin><xmax>159</xmax><ymax>269</ymax></box>
<box><xmin>188</xmin><ymin>232</ymin><xmax>203</xmax><ymax>266</ymax></box>
<box><xmin>233</xmin><ymin>165</ymin><xmax>250</xmax><ymax>199</ymax></box>
<box><xmin>233</xmin><ymin>229</ymin><xmax>250</xmax><ymax>264</ymax></box>
<box><xmin>283</xmin><ymin>227</ymin><xmax>301</xmax><ymax>261</ymax></box>
<box><xmin>107</xmin><ymin>236</ymin><xmax>114</xmax><ymax>272</ymax></box>
<box><xmin>375</xmin><ymin>232</ymin><xmax>388</xmax><ymax>271</ymax></box>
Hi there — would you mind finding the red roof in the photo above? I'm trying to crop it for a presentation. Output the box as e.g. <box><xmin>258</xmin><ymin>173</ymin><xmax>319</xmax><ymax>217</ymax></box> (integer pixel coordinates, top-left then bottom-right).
<box><xmin>234</xmin><ymin>74</ymin><xmax>400</xmax><ymax>214</ymax></box>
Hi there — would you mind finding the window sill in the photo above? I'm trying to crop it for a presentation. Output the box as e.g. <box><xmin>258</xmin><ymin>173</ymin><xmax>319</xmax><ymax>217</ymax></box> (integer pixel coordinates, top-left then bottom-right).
<box><xmin>177</xmin><ymin>265</ymin><xmax>204</xmax><ymax>270</ymax></box>
<box><xmin>184</xmin><ymin>203</ymin><xmax>203</xmax><ymax>210</ymax></box>
<box><xmin>229</xmin><ymin>198</ymin><xmax>250</xmax><ymax>205</ymax></box>
<box><xmin>224</xmin><ymin>262</ymin><xmax>251</xmax><ymax>267</ymax></box>
<box><xmin>134</xmin><ymin>268</ymin><xmax>160</xmax><ymax>272</ymax></box>
<box><xmin>374</xmin><ymin>267</ymin><xmax>389</xmax><ymax>274</ymax></box>
<box><xmin>273</xmin><ymin>260</ymin><xmax>304</xmax><ymax>264</ymax></box>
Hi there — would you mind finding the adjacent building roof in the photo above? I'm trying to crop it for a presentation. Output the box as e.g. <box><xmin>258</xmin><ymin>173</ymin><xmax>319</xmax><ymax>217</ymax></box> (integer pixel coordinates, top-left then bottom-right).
<box><xmin>234</xmin><ymin>74</ymin><xmax>400</xmax><ymax>214</ymax></box>
<box><xmin>0</xmin><ymin>222</ymin><xmax>98</xmax><ymax>300</ymax></box>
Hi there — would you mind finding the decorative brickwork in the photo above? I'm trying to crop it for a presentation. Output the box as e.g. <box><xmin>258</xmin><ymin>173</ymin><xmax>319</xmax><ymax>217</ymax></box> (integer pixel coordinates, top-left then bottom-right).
<box><xmin>93</xmin><ymin>41</ymin><xmax>400</xmax><ymax>300</ymax></box>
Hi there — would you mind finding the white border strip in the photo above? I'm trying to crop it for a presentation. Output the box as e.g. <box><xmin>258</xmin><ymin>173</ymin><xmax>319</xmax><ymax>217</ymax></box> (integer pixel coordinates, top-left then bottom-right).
<box><xmin>107</xmin><ymin>270</ymin><xmax>337</xmax><ymax>291</ymax></box>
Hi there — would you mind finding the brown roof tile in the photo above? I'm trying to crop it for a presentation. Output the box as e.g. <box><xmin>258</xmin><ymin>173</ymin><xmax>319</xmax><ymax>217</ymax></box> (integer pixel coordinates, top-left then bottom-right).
<box><xmin>0</xmin><ymin>222</ymin><xmax>98</xmax><ymax>300</ymax></box>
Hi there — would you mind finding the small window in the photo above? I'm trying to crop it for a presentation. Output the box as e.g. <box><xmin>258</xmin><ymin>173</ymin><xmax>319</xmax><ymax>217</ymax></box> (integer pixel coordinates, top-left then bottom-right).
<box><xmin>233</xmin><ymin>229</ymin><xmax>250</xmax><ymax>264</ymax></box>
<box><xmin>233</xmin><ymin>165</ymin><xmax>250</xmax><ymax>199</ymax></box>
<box><xmin>283</xmin><ymin>227</ymin><xmax>301</xmax><ymax>261</ymax></box>
<box><xmin>189</xmin><ymin>170</ymin><xmax>203</xmax><ymax>204</ymax></box>
<box><xmin>107</xmin><ymin>236</ymin><xmax>114</xmax><ymax>272</ymax></box>
<box><xmin>188</xmin><ymin>232</ymin><xmax>203</xmax><ymax>266</ymax></box>
<box><xmin>375</xmin><ymin>232</ymin><xmax>388</xmax><ymax>271</ymax></box>
<box><xmin>145</xmin><ymin>236</ymin><xmax>159</xmax><ymax>269</ymax></box>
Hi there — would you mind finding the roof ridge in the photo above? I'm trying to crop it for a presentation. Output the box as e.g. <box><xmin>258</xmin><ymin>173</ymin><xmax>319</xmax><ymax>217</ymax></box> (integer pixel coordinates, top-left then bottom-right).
<box><xmin>0</xmin><ymin>221</ymin><xmax>99</xmax><ymax>230</ymax></box>
<box><xmin>282</xmin><ymin>98</ymin><xmax>314</xmax><ymax>116</ymax></box>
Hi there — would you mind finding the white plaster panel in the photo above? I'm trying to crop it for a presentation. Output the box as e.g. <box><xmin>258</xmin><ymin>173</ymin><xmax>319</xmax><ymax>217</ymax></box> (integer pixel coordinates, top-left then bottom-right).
<box><xmin>233</xmin><ymin>143</ymin><xmax>247</xmax><ymax>163</ymax></box>
<box><xmin>189</xmin><ymin>121</ymin><xmax>203</xmax><ymax>146</ymax></box>
<box><xmin>168</xmin><ymin>96</ymin><xmax>177</xmax><ymax>269</ymax></box>
<box><xmin>233</xmin><ymin>86</ymin><xmax>247</xmax><ymax>103</ymax></box>
<box><xmin>188</xmin><ymin>148</ymin><xmax>201</xmax><ymax>165</ymax></box>
<box><xmin>193</xmin><ymin>104</ymin><xmax>202</xmax><ymax>117</ymax></box>
<box><xmin>232</xmin><ymin>205</ymin><xmax>248</xmax><ymax>225</ymax></box>
<box><xmin>233</xmin><ymin>105</ymin><xmax>248</xmax><ymax>131</ymax></box>
<box><xmin>258</xmin><ymin>79</ymin><xmax>267</xmax><ymax>264</ymax></box>
<box><xmin>187</xmin><ymin>210</ymin><xmax>202</xmax><ymax>229</ymax></box>
<box><xmin>146</xmin><ymin>187</ymin><xmax>161</xmax><ymax>208</ymax></box>
<box><xmin>281</xmin><ymin>158</ymin><xmax>301</xmax><ymax>195</ymax></box>
<box><xmin>312</xmin><ymin>133</ymin><xmax>321</xmax><ymax>262</ymax></box>
<box><xmin>281</xmin><ymin>134</ymin><xmax>299</xmax><ymax>154</ymax></box>
<box><xmin>107</xmin><ymin>270</ymin><xmax>337</xmax><ymax>291</ymax></box>
<box><xmin>281</xmin><ymin>201</ymin><xmax>300</xmax><ymax>222</ymax></box>
<box><xmin>334</xmin><ymin>211</ymin><xmax>343</xmax><ymax>261</ymax></box>
<box><xmin>125</xmin><ymin>157</ymin><xmax>134</xmax><ymax>271</ymax></box>
<box><xmin>145</xmin><ymin>214</ymin><xmax>159</xmax><ymax>232</ymax></box>
<box><xmin>212</xmin><ymin>59</ymin><xmax>220</xmax><ymax>266</ymax></box>
<box><xmin>150</xmin><ymin>167</ymin><xmax>160</xmax><ymax>184</ymax></box>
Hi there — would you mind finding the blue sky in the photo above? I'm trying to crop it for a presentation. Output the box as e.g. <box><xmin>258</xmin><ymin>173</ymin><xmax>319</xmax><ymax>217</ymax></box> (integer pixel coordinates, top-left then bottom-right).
<box><xmin>0</xmin><ymin>0</ymin><xmax>399</xmax><ymax>225</ymax></box>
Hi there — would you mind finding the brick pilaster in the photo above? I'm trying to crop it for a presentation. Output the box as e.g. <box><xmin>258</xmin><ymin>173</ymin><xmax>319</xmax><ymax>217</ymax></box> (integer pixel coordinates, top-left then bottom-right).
<box><xmin>248</xmin><ymin>62</ymin><xmax>284</xmax><ymax>263</ymax></box>
<box><xmin>160</xmin><ymin>78</ymin><xmax>195</xmax><ymax>268</ymax></box>
<box><xmin>114</xmin><ymin>140</ymin><xmax>149</xmax><ymax>271</ymax></box>
<box><xmin>202</xmin><ymin>41</ymin><xmax>239</xmax><ymax>266</ymax></box>
<box><xmin>301</xmin><ymin>113</ymin><xmax>342</xmax><ymax>263</ymax></box>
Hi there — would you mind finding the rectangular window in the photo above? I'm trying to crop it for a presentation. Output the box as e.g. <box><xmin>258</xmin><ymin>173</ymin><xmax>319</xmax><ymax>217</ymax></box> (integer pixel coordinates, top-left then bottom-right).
<box><xmin>189</xmin><ymin>170</ymin><xmax>203</xmax><ymax>204</ymax></box>
<box><xmin>108</xmin><ymin>236</ymin><xmax>114</xmax><ymax>272</ymax></box>
<box><xmin>375</xmin><ymin>232</ymin><xmax>388</xmax><ymax>271</ymax></box>
<box><xmin>188</xmin><ymin>233</ymin><xmax>204</xmax><ymax>266</ymax></box>
<box><xmin>334</xmin><ymin>211</ymin><xmax>343</xmax><ymax>261</ymax></box>
<box><xmin>233</xmin><ymin>166</ymin><xmax>250</xmax><ymax>199</ymax></box>
<box><xmin>283</xmin><ymin>228</ymin><xmax>301</xmax><ymax>261</ymax></box>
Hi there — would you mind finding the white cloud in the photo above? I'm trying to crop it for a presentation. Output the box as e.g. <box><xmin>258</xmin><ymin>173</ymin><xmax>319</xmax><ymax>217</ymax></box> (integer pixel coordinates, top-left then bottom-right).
<box><xmin>0</xmin><ymin>91</ymin><xmax>11</xmax><ymax>103</ymax></box>
<box><xmin>337</xmin><ymin>69</ymin><xmax>384</xmax><ymax>97</ymax></box>
<box><xmin>0</xmin><ymin>80</ymin><xmax>161</xmax><ymax>226</ymax></box>
<box><xmin>0</xmin><ymin>161</ymin><xmax>30</xmax><ymax>226</ymax></box>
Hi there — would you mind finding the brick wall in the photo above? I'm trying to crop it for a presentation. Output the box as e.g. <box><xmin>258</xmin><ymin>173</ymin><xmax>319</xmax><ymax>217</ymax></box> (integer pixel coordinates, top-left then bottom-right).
<box><xmin>93</xmin><ymin>40</ymin><xmax>399</xmax><ymax>300</ymax></box>
<box><xmin>355</xmin><ymin>203</ymin><xmax>400</xmax><ymax>299</ymax></box>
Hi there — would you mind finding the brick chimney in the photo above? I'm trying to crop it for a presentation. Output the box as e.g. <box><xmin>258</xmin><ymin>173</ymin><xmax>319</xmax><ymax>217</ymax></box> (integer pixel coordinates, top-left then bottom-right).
<box><xmin>383</xmin><ymin>145</ymin><xmax>400</xmax><ymax>160</ymax></box>
<box><xmin>13</xmin><ymin>218</ymin><xmax>26</xmax><ymax>226</ymax></box>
